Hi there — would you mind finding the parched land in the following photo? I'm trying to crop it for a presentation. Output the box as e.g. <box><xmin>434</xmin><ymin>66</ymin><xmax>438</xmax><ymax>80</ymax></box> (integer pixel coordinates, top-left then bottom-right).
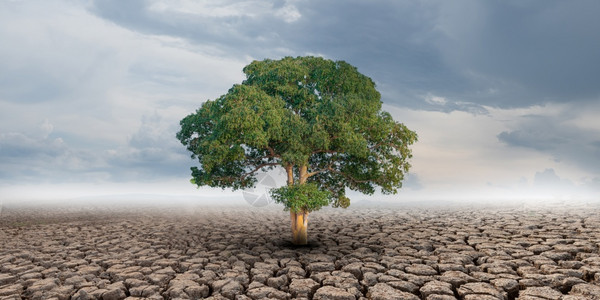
<box><xmin>1</xmin><ymin>202</ymin><xmax>600</xmax><ymax>299</ymax></box>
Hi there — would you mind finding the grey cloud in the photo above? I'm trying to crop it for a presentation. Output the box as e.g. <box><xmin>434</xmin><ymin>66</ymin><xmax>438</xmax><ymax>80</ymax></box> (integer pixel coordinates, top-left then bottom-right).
<box><xmin>0</xmin><ymin>113</ymin><xmax>192</xmax><ymax>183</ymax></box>
<box><xmin>88</xmin><ymin>0</ymin><xmax>290</xmax><ymax>56</ymax></box>
<box><xmin>86</xmin><ymin>1</ymin><xmax>469</xmax><ymax>110</ymax></box>
<box><xmin>497</xmin><ymin>110</ymin><xmax>600</xmax><ymax>174</ymax></box>
<box><xmin>0</xmin><ymin>2</ymin><xmax>120</xmax><ymax>106</ymax></box>
<box><xmin>2</xmin><ymin>0</ymin><xmax>599</xmax><ymax>193</ymax></box>
<box><xmin>402</xmin><ymin>173</ymin><xmax>423</xmax><ymax>191</ymax></box>
<box><xmin>105</xmin><ymin>147</ymin><xmax>190</xmax><ymax>181</ymax></box>
<box><xmin>432</xmin><ymin>1</ymin><xmax>600</xmax><ymax>107</ymax></box>
<box><xmin>591</xmin><ymin>140</ymin><xmax>600</xmax><ymax>152</ymax></box>
<box><xmin>0</xmin><ymin>1</ymin><xmax>232</xmax><ymax>183</ymax></box>
<box><xmin>497</xmin><ymin>129</ymin><xmax>567</xmax><ymax>151</ymax></box>
<box><xmin>88</xmin><ymin>0</ymin><xmax>600</xmax><ymax>112</ymax></box>
<box><xmin>0</xmin><ymin>132</ymin><xmax>67</xmax><ymax>159</ymax></box>
<box><xmin>129</xmin><ymin>113</ymin><xmax>166</xmax><ymax>149</ymax></box>
<box><xmin>105</xmin><ymin>113</ymin><xmax>192</xmax><ymax>181</ymax></box>
<box><xmin>0</xmin><ymin>72</ymin><xmax>66</xmax><ymax>104</ymax></box>
<box><xmin>534</xmin><ymin>168</ymin><xmax>573</xmax><ymax>188</ymax></box>
<box><xmin>530</xmin><ymin>169</ymin><xmax>600</xmax><ymax>195</ymax></box>
<box><xmin>584</xmin><ymin>177</ymin><xmax>600</xmax><ymax>190</ymax></box>
<box><xmin>0</xmin><ymin>130</ymin><xmax>104</xmax><ymax>182</ymax></box>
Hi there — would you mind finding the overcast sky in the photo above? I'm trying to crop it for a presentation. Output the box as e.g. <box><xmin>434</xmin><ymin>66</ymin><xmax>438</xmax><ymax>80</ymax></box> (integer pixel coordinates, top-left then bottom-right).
<box><xmin>1</xmin><ymin>0</ymin><xmax>599</xmax><ymax>204</ymax></box>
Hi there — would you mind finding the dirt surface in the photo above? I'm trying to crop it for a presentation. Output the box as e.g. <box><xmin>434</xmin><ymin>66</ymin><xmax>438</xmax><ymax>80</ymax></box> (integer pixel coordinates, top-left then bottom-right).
<box><xmin>1</xmin><ymin>203</ymin><xmax>600</xmax><ymax>299</ymax></box>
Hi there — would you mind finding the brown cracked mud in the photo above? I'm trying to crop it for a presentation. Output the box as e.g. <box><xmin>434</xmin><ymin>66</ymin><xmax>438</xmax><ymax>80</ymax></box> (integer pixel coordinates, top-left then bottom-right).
<box><xmin>2</xmin><ymin>203</ymin><xmax>600</xmax><ymax>300</ymax></box>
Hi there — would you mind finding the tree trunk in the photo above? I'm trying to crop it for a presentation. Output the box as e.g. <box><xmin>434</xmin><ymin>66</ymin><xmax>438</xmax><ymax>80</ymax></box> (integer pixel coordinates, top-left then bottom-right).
<box><xmin>285</xmin><ymin>163</ymin><xmax>294</xmax><ymax>185</ymax></box>
<box><xmin>291</xmin><ymin>210</ymin><xmax>308</xmax><ymax>245</ymax></box>
<box><xmin>299</xmin><ymin>165</ymin><xmax>308</xmax><ymax>184</ymax></box>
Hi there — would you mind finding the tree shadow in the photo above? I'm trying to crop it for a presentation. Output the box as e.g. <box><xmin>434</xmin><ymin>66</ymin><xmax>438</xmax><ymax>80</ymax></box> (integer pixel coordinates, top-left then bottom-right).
<box><xmin>274</xmin><ymin>238</ymin><xmax>324</xmax><ymax>250</ymax></box>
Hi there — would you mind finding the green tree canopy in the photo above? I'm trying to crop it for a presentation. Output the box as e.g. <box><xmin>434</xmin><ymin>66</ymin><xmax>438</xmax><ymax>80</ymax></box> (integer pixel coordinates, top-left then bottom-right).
<box><xmin>177</xmin><ymin>56</ymin><xmax>417</xmax><ymax>213</ymax></box>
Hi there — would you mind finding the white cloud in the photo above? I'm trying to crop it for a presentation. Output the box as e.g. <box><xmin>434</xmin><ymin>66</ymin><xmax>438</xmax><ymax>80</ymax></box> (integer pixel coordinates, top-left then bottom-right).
<box><xmin>423</xmin><ymin>94</ymin><xmax>447</xmax><ymax>105</ymax></box>
<box><xmin>0</xmin><ymin>0</ymin><xmax>247</xmax><ymax>139</ymax></box>
<box><xmin>0</xmin><ymin>1</ymin><xmax>247</xmax><ymax>186</ymax></box>
<box><xmin>39</xmin><ymin>119</ymin><xmax>54</xmax><ymax>139</ymax></box>
<box><xmin>275</xmin><ymin>2</ymin><xmax>301</xmax><ymax>23</ymax></box>
<box><xmin>563</xmin><ymin>101</ymin><xmax>600</xmax><ymax>132</ymax></box>
<box><xmin>0</xmin><ymin>128</ymin><xmax>106</xmax><ymax>183</ymax></box>
<box><xmin>147</xmin><ymin>0</ymin><xmax>301</xmax><ymax>23</ymax></box>
<box><xmin>384</xmin><ymin>102</ymin><xmax>598</xmax><ymax>195</ymax></box>
<box><xmin>149</xmin><ymin>0</ymin><xmax>269</xmax><ymax>18</ymax></box>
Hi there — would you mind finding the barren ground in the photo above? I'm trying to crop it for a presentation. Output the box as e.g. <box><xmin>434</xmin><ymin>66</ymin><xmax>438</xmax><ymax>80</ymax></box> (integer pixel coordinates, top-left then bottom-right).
<box><xmin>1</xmin><ymin>202</ymin><xmax>600</xmax><ymax>299</ymax></box>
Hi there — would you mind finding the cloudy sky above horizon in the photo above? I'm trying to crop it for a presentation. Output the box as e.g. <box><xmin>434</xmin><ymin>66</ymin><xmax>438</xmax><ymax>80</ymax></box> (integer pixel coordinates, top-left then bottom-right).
<box><xmin>1</xmin><ymin>0</ymin><xmax>600</xmax><ymax>204</ymax></box>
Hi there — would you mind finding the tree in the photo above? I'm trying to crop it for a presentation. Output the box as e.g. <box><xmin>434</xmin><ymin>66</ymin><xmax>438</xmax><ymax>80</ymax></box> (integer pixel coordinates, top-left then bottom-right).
<box><xmin>177</xmin><ymin>56</ymin><xmax>417</xmax><ymax>245</ymax></box>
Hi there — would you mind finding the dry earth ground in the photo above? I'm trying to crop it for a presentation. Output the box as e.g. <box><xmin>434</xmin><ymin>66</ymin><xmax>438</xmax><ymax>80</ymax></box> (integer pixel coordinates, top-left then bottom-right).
<box><xmin>1</xmin><ymin>202</ymin><xmax>600</xmax><ymax>299</ymax></box>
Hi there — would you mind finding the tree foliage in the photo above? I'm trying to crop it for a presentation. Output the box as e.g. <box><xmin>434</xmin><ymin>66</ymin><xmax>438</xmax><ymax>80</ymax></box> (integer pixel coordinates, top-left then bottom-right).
<box><xmin>270</xmin><ymin>183</ymin><xmax>331</xmax><ymax>213</ymax></box>
<box><xmin>177</xmin><ymin>56</ymin><xmax>417</xmax><ymax>213</ymax></box>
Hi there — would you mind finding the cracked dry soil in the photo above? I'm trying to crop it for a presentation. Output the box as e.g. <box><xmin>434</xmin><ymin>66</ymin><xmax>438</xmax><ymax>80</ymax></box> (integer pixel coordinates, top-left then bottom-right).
<box><xmin>1</xmin><ymin>204</ymin><xmax>600</xmax><ymax>300</ymax></box>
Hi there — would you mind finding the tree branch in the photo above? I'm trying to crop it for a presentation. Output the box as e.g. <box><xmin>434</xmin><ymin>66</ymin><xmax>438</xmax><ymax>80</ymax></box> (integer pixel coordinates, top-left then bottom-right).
<box><xmin>246</xmin><ymin>147</ymin><xmax>281</xmax><ymax>166</ymax></box>
<box><xmin>369</xmin><ymin>141</ymin><xmax>401</xmax><ymax>152</ymax></box>
<box><xmin>326</xmin><ymin>167</ymin><xmax>372</xmax><ymax>184</ymax></box>
<box><xmin>241</xmin><ymin>162</ymin><xmax>280</xmax><ymax>180</ymax></box>
<box><xmin>306</xmin><ymin>163</ymin><xmax>333</xmax><ymax>178</ymax></box>
<box><xmin>267</xmin><ymin>146</ymin><xmax>277</xmax><ymax>158</ymax></box>
<box><xmin>311</xmin><ymin>149</ymin><xmax>337</xmax><ymax>155</ymax></box>
<box><xmin>304</xmin><ymin>165</ymin><xmax>370</xmax><ymax>184</ymax></box>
